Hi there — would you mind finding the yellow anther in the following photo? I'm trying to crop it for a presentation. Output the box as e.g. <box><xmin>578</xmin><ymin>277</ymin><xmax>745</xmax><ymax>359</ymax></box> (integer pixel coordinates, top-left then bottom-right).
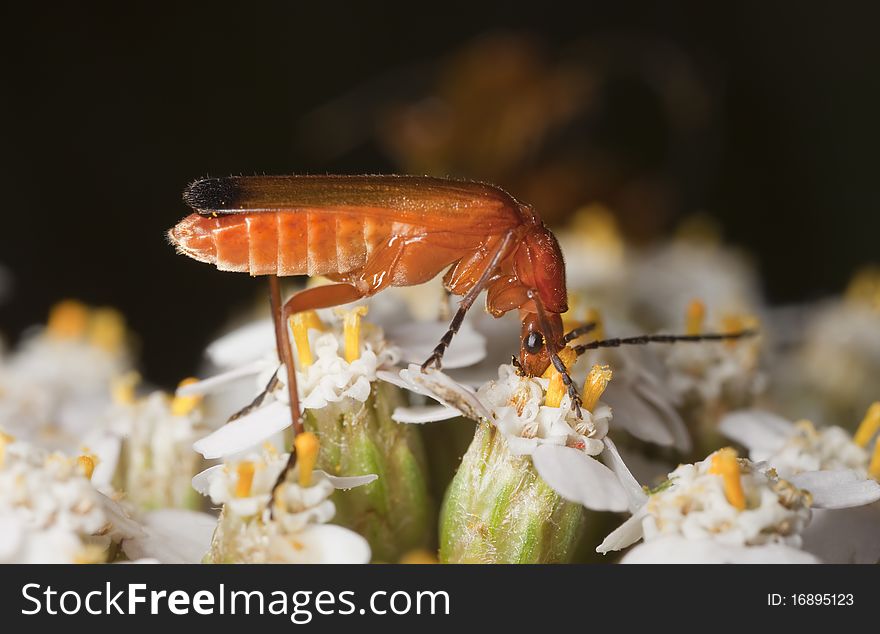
<box><xmin>845</xmin><ymin>266</ymin><xmax>880</xmax><ymax>311</ymax></box>
<box><xmin>234</xmin><ymin>461</ymin><xmax>256</xmax><ymax>498</ymax></box>
<box><xmin>290</xmin><ymin>310</ymin><xmax>323</xmax><ymax>368</ymax></box>
<box><xmin>869</xmin><ymin>441</ymin><xmax>880</xmax><ymax>481</ymax></box>
<box><xmin>685</xmin><ymin>299</ymin><xmax>706</xmax><ymax>336</ymax></box>
<box><xmin>294</xmin><ymin>432</ymin><xmax>320</xmax><ymax>487</ymax></box>
<box><xmin>854</xmin><ymin>402</ymin><xmax>880</xmax><ymax>448</ymax></box>
<box><xmin>47</xmin><ymin>300</ymin><xmax>89</xmax><ymax>339</ymax></box>
<box><xmin>721</xmin><ymin>313</ymin><xmax>758</xmax><ymax>348</ymax></box>
<box><xmin>541</xmin><ymin>346</ymin><xmax>577</xmax><ymax>379</ymax></box>
<box><xmin>76</xmin><ymin>454</ymin><xmax>97</xmax><ymax>480</ymax></box>
<box><xmin>399</xmin><ymin>549</ymin><xmax>438</xmax><ymax>564</ymax></box>
<box><xmin>675</xmin><ymin>214</ymin><xmax>721</xmax><ymax>245</ymax></box>
<box><xmin>585</xmin><ymin>307</ymin><xmax>605</xmax><ymax>341</ymax></box>
<box><xmin>582</xmin><ymin>364</ymin><xmax>612</xmax><ymax>412</ymax></box>
<box><xmin>87</xmin><ymin>307</ymin><xmax>126</xmax><ymax>352</ymax></box>
<box><xmin>171</xmin><ymin>377</ymin><xmax>202</xmax><ymax>416</ymax></box>
<box><xmin>0</xmin><ymin>430</ymin><xmax>14</xmax><ymax>468</ymax></box>
<box><xmin>544</xmin><ymin>368</ymin><xmax>566</xmax><ymax>408</ymax></box>
<box><xmin>571</xmin><ymin>204</ymin><xmax>623</xmax><ymax>252</ymax></box>
<box><xmin>709</xmin><ymin>448</ymin><xmax>746</xmax><ymax>511</ymax></box>
<box><xmin>111</xmin><ymin>371</ymin><xmax>141</xmax><ymax>405</ymax></box>
<box><xmin>338</xmin><ymin>305</ymin><xmax>369</xmax><ymax>363</ymax></box>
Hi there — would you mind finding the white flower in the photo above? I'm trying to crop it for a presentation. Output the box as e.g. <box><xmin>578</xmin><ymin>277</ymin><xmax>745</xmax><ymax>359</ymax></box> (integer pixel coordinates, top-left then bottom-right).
<box><xmin>0</xmin><ymin>301</ymin><xmax>133</xmax><ymax>451</ymax></box>
<box><xmin>719</xmin><ymin>408</ymin><xmax>880</xmax><ymax>562</ymax></box>
<box><xmin>0</xmin><ymin>431</ymin><xmax>142</xmax><ymax>563</ymax></box>
<box><xmin>185</xmin><ymin>306</ymin><xmax>487</xmax><ymax>459</ymax></box>
<box><xmin>382</xmin><ymin>363</ymin><xmax>643</xmax><ymax>513</ymax></box>
<box><xmin>598</xmin><ymin>449</ymin><xmax>819</xmax><ymax>563</ymax></box>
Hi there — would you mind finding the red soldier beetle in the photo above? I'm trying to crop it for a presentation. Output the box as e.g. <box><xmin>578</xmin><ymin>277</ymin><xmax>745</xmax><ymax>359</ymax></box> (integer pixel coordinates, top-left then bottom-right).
<box><xmin>169</xmin><ymin>175</ymin><xmax>754</xmax><ymax>474</ymax></box>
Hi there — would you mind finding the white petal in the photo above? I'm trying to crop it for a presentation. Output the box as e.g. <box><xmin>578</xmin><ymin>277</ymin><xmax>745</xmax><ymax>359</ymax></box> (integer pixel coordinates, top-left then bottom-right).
<box><xmin>193</xmin><ymin>400</ymin><xmax>292</xmax><ymax>459</ymax></box>
<box><xmin>597</xmin><ymin>507</ymin><xmax>648</xmax><ymax>553</ymax></box>
<box><xmin>531</xmin><ymin>444</ymin><xmax>629</xmax><ymax>512</ymax></box>
<box><xmin>122</xmin><ymin>510</ymin><xmax>216</xmax><ymax>564</ymax></box>
<box><xmin>718</xmin><ymin>409</ymin><xmax>792</xmax><ymax>453</ymax></box>
<box><xmin>621</xmin><ymin>536</ymin><xmax>820</xmax><ymax>564</ymax></box>
<box><xmin>632</xmin><ymin>380</ymin><xmax>691</xmax><ymax>452</ymax></box>
<box><xmin>206</xmin><ymin>319</ymin><xmax>276</xmax><ymax>367</ymax></box>
<box><xmin>318</xmin><ymin>472</ymin><xmax>378</xmax><ymax>490</ymax></box>
<box><xmin>400</xmin><ymin>365</ymin><xmax>494</xmax><ymax>423</ymax></box>
<box><xmin>176</xmin><ymin>360</ymin><xmax>271</xmax><ymax>396</ymax></box>
<box><xmin>601</xmin><ymin>437</ymin><xmax>648</xmax><ymax>512</ymax></box>
<box><xmin>801</xmin><ymin>505</ymin><xmax>880</xmax><ymax>564</ymax></box>
<box><xmin>391</xmin><ymin>404</ymin><xmax>462</xmax><ymax>423</ymax></box>
<box><xmin>287</xmin><ymin>524</ymin><xmax>371</xmax><ymax>564</ymax></box>
<box><xmin>192</xmin><ymin>464</ymin><xmax>224</xmax><ymax>496</ymax></box>
<box><xmin>388</xmin><ymin>321</ymin><xmax>487</xmax><ymax>369</ymax></box>
<box><xmin>789</xmin><ymin>470</ymin><xmax>880</xmax><ymax>509</ymax></box>
<box><xmin>84</xmin><ymin>433</ymin><xmax>122</xmax><ymax>491</ymax></box>
<box><xmin>601</xmin><ymin>381</ymin><xmax>675</xmax><ymax>446</ymax></box>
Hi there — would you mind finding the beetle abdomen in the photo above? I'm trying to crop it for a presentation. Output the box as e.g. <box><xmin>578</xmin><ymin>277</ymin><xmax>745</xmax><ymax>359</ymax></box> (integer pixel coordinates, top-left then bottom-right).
<box><xmin>169</xmin><ymin>210</ymin><xmax>387</xmax><ymax>277</ymax></box>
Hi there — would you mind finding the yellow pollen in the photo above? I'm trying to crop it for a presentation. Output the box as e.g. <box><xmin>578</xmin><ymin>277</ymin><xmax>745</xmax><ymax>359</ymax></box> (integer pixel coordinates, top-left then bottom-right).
<box><xmin>234</xmin><ymin>461</ymin><xmax>256</xmax><ymax>498</ymax></box>
<box><xmin>585</xmin><ymin>307</ymin><xmax>605</xmax><ymax>341</ymax></box>
<box><xmin>399</xmin><ymin>549</ymin><xmax>438</xmax><ymax>564</ymax></box>
<box><xmin>47</xmin><ymin>300</ymin><xmax>89</xmax><ymax>339</ymax></box>
<box><xmin>295</xmin><ymin>432</ymin><xmax>320</xmax><ymax>487</ymax></box>
<box><xmin>869</xmin><ymin>441</ymin><xmax>880</xmax><ymax>481</ymax></box>
<box><xmin>542</xmin><ymin>346</ymin><xmax>577</xmax><ymax>408</ymax></box>
<box><xmin>87</xmin><ymin>307</ymin><xmax>126</xmax><ymax>352</ymax></box>
<box><xmin>338</xmin><ymin>305</ymin><xmax>369</xmax><ymax>363</ymax></box>
<box><xmin>685</xmin><ymin>299</ymin><xmax>706</xmax><ymax>336</ymax></box>
<box><xmin>709</xmin><ymin>448</ymin><xmax>746</xmax><ymax>511</ymax></box>
<box><xmin>290</xmin><ymin>310</ymin><xmax>324</xmax><ymax>368</ymax></box>
<box><xmin>582</xmin><ymin>364</ymin><xmax>612</xmax><ymax>412</ymax></box>
<box><xmin>76</xmin><ymin>454</ymin><xmax>97</xmax><ymax>480</ymax></box>
<box><xmin>845</xmin><ymin>266</ymin><xmax>880</xmax><ymax>311</ymax></box>
<box><xmin>854</xmin><ymin>402</ymin><xmax>880</xmax><ymax>448</ymax></box>
<box><xmin>0</xmin><ymin>430</ymin><xmax>14</xmax><ymax>467</ymax></box>
<box><xmin>111</xmin><ymin>371</ymin><xmax>141</xmax><ymax>405</ymax></box>
<box><xmin>171</xmin><ymin>377</ymin><xmax>202</xmax><ymax>416</ymax></box>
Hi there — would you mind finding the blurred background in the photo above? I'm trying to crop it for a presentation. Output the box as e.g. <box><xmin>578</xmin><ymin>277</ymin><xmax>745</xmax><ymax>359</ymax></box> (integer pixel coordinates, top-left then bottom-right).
<box><xmin>1</xmin><ymin>2</ymin><xmax>878</xmax><ymax>386</ymax></box>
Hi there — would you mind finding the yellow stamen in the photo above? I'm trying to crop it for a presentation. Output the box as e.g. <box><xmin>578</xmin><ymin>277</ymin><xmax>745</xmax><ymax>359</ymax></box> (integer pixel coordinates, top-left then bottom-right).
<box><xmin>685</xmin><ymin>299</ymin><xmax>706</xmax><ymax>336</ymax></box>
<box><xmin>585</xmin><ymin>307</ymin><xmax>605</xmax><ymax>341</ymax></box>
<box><xmin>76</xmin><ymin>454</ymin><xmax>97</xmax><ymax>480</ymax></box>
<box><xmin>542</xmin><ymin>346</ymin><xmax>577</xmax><ymax>408</ymax></box>
<box><xmin>721</xmin><ymin>313</ymin><xmax>758</xmax><ymax>348</ymax></box>
<box><xmin>87</xmin><ymin>307</ymin><xmax>126</xmax><ymax>352</ymax></box>
<box><xmin>571</xmin><ymin>204</ymin><xmax>623</xmax><ymax>252</ymax></box>
<box><xmin>709</xmin><ymin>448</ymin><xmax>746</xmax><ymax>510</ymax></box>
<box><xmin>869</xmin><ymin>441</ymin><xmax>880</xmax><ymax>481</ymax></box>
<box><xmin>582</xmin><ymin>364</ymin><xmax>612</xmax><ymax>412</ymax></box>
<box><xmin>47</xmin><ymin>300</ymin><xmax>89</xmax><ymax>340</ymax></box>
<box><xmin>854</xmin><ymin>402</ymin><xmax>880</xmax><ymax>448</ymax></box>
<box><xmin>845</xmin><ymin>266</ymin><xmax>880</xmax><ymax>311</ymax></box>
<box><xmin>111</xmin><ymin>371</ymin><xmax>141</xmax><ymax>405</ymax></box>
<box><xmin>234</xmin><ymin>461</ymin><xmax>256</xmax><ymax>498</ymax></box>
<box><xmin>171</xmin><ymin>377</ymin><xmax>202</xmax><ymax>416</ymax></box>
<box><xmin>399</xmin><ymin>549</ymin><xmax>438</xmax><ymax>564</ymax></box>
<box><xmin>338</xmin><ymin>306</ymin><xmax>369</xmax><ymax>363</ymax></box>
<box><xmin>290</xmin><ymin>310</ymin><xmax>324</xmax><ymax>367</ymax></box>
<box><xmin>0</xmin><ymin>430</ymin><xmax>14</xmax><ymax>468</ymax></box>
<box><xmin>294</xmin><ymin>431</ymin><xmax>320</xmax><ymax>487</ymax></box>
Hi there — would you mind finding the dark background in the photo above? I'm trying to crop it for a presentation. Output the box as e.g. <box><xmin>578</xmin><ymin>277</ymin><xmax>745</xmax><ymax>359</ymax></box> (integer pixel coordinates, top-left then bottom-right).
<box><xmin>1</xmin><ymin>2</ymin><xmax>878</xmax><ymax>386</ymax></box>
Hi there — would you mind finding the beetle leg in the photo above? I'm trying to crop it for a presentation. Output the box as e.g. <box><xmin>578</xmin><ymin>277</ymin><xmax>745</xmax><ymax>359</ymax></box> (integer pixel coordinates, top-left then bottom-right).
<box><xmin>269</xmin><ymin>281</ymin><xmax>366</xmax><ymax>514</ymax></box>
<box><xmin>227</xmin><ymin>368</ymin><xmax>280</xmax><ymax>422</ymax></box>
<box><xmin>421</xmin><ymin>230</ymin><xmax>516</xmax><ymax>371</ymax></box>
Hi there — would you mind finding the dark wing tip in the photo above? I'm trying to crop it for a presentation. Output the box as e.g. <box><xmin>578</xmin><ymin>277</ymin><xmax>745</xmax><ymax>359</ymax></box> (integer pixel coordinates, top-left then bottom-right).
<box><xmin>183</xmin><ymin>177</ymin><xmax>241</xmax><ymax>213</ymax></box>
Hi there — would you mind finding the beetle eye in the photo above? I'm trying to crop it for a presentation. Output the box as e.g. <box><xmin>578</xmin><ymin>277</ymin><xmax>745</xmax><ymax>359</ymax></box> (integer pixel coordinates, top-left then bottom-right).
<box><xmin>524</xmin><ymin>331</ymin><xmax>544</xmax><ymax>354</ymax></box>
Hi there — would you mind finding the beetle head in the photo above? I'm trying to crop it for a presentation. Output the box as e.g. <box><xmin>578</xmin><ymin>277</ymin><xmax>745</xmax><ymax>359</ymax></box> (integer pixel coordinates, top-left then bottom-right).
<box><xmin>518</xmin><ymin>309</ymin><xmax>564</xmax><ymax>376</ymax></box>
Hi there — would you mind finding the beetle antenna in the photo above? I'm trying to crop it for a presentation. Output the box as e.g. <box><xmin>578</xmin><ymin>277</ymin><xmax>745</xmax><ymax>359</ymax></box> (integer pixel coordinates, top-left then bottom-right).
<box><xmin>563</xmin><ymin>322</ymin><xmax>597</xmax><ymax>343</ymax></box>
<box><xmin>572</xmin><ymin>329</ymin><xmax>757</xmax><ymax>355</ymax></box>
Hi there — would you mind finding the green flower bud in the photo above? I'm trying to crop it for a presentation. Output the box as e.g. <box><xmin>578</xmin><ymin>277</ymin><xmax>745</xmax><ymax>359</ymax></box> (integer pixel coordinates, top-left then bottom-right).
<box><xmin>440</xmin><ymin>422</ymin><xmax>584</xmax><ymax>563</ymax></box>
<box><xmin>304</xmin><ymin>380</ymin><xmax>433</xmax><ymax>562</ymax></box>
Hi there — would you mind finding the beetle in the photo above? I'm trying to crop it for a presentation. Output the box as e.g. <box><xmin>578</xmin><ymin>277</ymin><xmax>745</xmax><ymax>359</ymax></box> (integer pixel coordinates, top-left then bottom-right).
<box><xmin>169</xmin><ymin>174</ymin><xmax>753</xmax><ymax>436</ymax></box>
